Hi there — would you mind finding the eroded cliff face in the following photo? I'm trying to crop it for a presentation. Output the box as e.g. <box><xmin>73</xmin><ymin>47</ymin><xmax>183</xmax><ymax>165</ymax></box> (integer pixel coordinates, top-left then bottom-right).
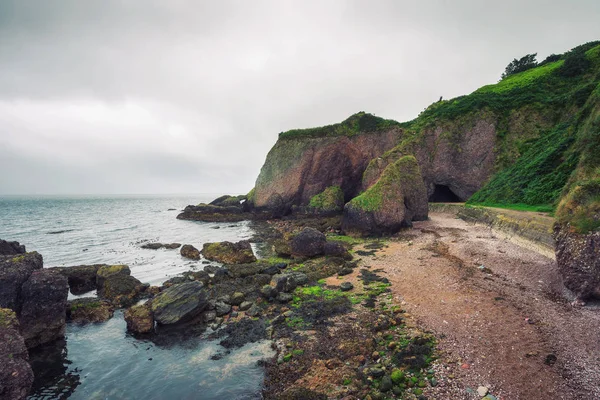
<box><xmin>254</xmin><ymin>128</ymin><xmax>403</xmax><ymax>212</ymax></box>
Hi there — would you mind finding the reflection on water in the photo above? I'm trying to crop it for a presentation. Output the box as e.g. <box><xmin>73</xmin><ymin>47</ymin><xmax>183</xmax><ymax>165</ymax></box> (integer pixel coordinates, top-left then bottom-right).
<box><xmin>28</xmin><ymin>312</ymin><xmax>273</xmax><ymax>399</ymax></box>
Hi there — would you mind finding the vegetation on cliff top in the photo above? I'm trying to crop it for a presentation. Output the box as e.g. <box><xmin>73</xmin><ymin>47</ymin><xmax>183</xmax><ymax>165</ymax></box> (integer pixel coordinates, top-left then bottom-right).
<box><xmin>278</xmin><ymin>111</ymin><xmax>400</xmax><ymax>140</ymax></box>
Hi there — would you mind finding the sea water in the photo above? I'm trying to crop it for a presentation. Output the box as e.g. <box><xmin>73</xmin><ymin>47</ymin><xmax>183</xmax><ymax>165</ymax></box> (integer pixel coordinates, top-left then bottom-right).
<box><xmin>0</xmin><ymin>195</ymin><xmax>272</xmax><ymax>399</ymax></box>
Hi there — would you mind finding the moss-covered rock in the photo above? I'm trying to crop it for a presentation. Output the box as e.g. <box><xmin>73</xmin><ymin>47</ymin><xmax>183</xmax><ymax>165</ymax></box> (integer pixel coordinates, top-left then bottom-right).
<box><xmin>180</xmin><ymin>244</ymin><xmax>201</xmax><ymax>260</ymax></box>
<box><xmin>290</xmin><ymin>228</ymin><xmax>327</xmax><ymax>258</ymax></box>
<box><xmin>202</xmin><ymin>240</ymin><xmax>256</xmax><ymax>264</ymax></box>
<box><xmin>176</xmin><ymin>204</ymin><xmax>248</xmax><ymax>222</ymax></box>
<box><xmin>67</xmin><ymin>298</ymin><xmax>114</xmax><ymax>325</ymax></box>
<box><xmin>124</xmin><ymin>303</ymin><xmax>154</xmax><ymax>333</ymax></box>
<box><xmin>308</xmin><ymin>186</ymin><xmax>345</xmax><ymax>214</ymax></box>
<box><xmin>96</xmin><ymin>265</ymin><xmax>143</xmax><ymax>308</ymax></box>
<box><xmin>0</xmin><ymin>308</ymin><xmax>33</xmax><ymax>400</ymax></box>
<box><xmin>342</xmin><ymin>156</ymin><xmax>428</xmax><ymax>236</ymax></box>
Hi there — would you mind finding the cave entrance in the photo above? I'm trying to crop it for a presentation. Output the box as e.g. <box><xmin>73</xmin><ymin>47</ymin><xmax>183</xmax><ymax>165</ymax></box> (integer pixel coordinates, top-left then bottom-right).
<box><xmin>429</xmin><ymin>184</ymin><xmax>461</xmax><ymax>202</ymax></box>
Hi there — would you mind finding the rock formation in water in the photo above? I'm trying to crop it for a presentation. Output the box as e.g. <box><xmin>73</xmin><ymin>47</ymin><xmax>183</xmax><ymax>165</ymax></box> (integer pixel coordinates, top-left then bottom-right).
<box><xmin>0</xmin><ymin>308</ymin><xmax>34</xmax><ymax>400</ymax></box>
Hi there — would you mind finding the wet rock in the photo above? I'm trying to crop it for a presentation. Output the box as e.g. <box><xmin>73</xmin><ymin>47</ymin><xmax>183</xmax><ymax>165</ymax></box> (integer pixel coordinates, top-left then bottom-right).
<box><xmin>270</xmin><ymin>274</ymin><xmax>288</xmax><ymax>292</ymax></box>
<box><xmin>338</xmin><ymin>267</ymin><xmax>353</xmax><ymax>276</ymax></box>
<box><xmin>323</xmin><ymin>241</ymin><xmax>352</xmax><ymax>260</ymax></box>
<box><xmin>124</xmin><ymin>303</ymin><xmax>154</xmax><ymax>334</ymax></box>
<box><xmin>19</xmin><ymin>269</ymin><xmax>69</xmax><ymax>348</ymax></box>
<box><xmin>203</xmin><ymin>310</ymin><xmax>217</xmax><ymax>322</ymax></box>
<box><xmin>554</xmin><ymin>225</ymin><xmax>600</xmax><ymax>300</ymax></box>
<box><xmin>239</xmin><ymin>301</ymin><xmax>253</xmax><ymax>311</ymax></box>
<box><xmin>96</xmin><ymin>265</ymin><xmax>143</xmax><ymax>308</ymax></box>
<box><xmin>67</xmin><ymin>298</ymin><xmax>114</xmax><ymax>324</ymax></box>
<box><xmin>0</xmin><ymin>239</ymin><xmax>26</xmax><ymax>255</ymax></box>
<box><xmin>277</xmin><ymin>387</ymin><xmax>328</xmax><ymax>400</ymax></box>
<box><xmin>230</xmin><ymin>292</ymin><xmax>245</xmax><ymax>306</ymax></box>
<box><xmin>151</xmin><ymin>281</ymin><xmax>208</xmax><ymax>325</ymax></box>
<box><xmin>0</xmin><ymin>308</ymin><xmax>34</xmax><ymax>400</ymax></box>
<box><xmin>180</xmin><ymin>244</ymin><xmax>201</xmax><ymax>260</ymax></box>
<box><xmin>260</xmin><ymin>284</ymin><xmax>278</xmax><ymax>299</ymax></box>
<box><xmin>273</xmin><ymin>239</ymin><xmax>292</xmax><ymax>257</ymax></box>
<box><xmin>340</xmin><ymin>282</ymin><xmax>354</xmax><ymax>291</ymax></box>
<box><xmin>0</xmin><ymin>252</ymin><xmax>43</xmax><ymax>311</ymax></box>
<box><xmin>343</xmin><ymin>155</ymin><xmax>428</xmax><ymax>236</ymax></box>
<box><xmin>201</xmin><ymin>240</ymin><xmax>257</xmax><ymax>264</ymax></box>
<box><xmin>283</xmin><ymin>271</ymin><xmax>308</xmax><ymax>292</ymax></box>
<box><xmin>290</xmin><ymin>228</ymin><xmax>326</xmax><ymax>258</ymax></box>
<box><xmin>50</xmin><ymin>264</ymin><xmax>103</xmax><ymax>295</ymax></box>
<box><xmin>215</xmin><ymin>301</ymin><xmax>231</xmax><ymax>317</ymax></box>
<box><xmin>369</xmin><ymin>367</ymin><xmax>385</xmax><ymax>378</ymax></box>
<box><xmin>163</xmin><ymin>276</ymin><xmax>187</xmax><ymax>287</ymax></box>
<box><xmin>218</xmin><ymin>318</ymin><xmax>266</xmax><ymax>349</ymax></box>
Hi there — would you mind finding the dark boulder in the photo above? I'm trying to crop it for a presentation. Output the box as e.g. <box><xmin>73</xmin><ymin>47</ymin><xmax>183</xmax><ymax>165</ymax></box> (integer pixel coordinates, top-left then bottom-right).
<box><xmin>151</xmin><ymin>281</ymin><xmax>208</xmax><ymax>325</ymax></box>
<box><xmin>19</xmin><ymin>270</ymin><xmax>68</xmax><ymax>348</ymax></box>
<box><xmin>180</xmin><ymin>244</ymin><xmax>201</xmax><ymax>260</ymax></box>
<box><xmin>67</xmin><ymin>298</ymin><xmax>114</xmax><ymax>325</ymax></box>
<box><xmin>0</xmin><ymin>240</ymin><xmax>26</xmax><ymax>256</ymax></box>
<box><xmin>141</xmin><ymin>243</ymin><xmax>181</xmax><ymax>250</ymax></box>
<box><xmin>96</xmin><ymin>265</ymin><xmax>143</xmax><ymax>308</ymax></box>
<box><xmin>343</xmin><ymin>155</ymin><xmax>428</xmax><ymax>236</ymax></box>
<box><xmin>0</xmin><ymin>252</ymin><xmax>43</xmax><ymax>311</ymax></box>
<box><xmin>209</xmin><ymin>194</ymin><xmax>246</xmax><ymax>207</ymax></box>
<box><xmin>176</xmin><ymin>204</ymin><xmax>247</xmax><ymax>222</ymax></box>
<box><xmin>554</xmin><ymin>225</ymin><xmax>600</xmax><ymax>300</ymax></box>
<box><xmin>290</xmin><ymin>228</ymin><xmax>327</xmax><ymax>258</ymax></box>
<box><xmin>202</xmin><ymin>240</ymin><xmax>256</xmax><ymax>264</ymax></box>
<box><xmin>270</xmin><ymin>272</ymin><xmax>308</xmax><ymax>293</ymax></box>
<box><xmin>50</xmin><ymin>264</ymin><xmax>103</xmax><ymax>295</ymax></box>
<box><xmin>0</xmin><ymin>308</ymin><xmax>34</xmax><ymax>400</ymax></box>
<box><xmin>124</xmin><ymin>303</ymin><xmax>154</xmax><ymax>334</ymax></box>
<box><xmin>273</xmin><ymin>239</ymin><xmax>292</xmax><ymax>257</ymax></box>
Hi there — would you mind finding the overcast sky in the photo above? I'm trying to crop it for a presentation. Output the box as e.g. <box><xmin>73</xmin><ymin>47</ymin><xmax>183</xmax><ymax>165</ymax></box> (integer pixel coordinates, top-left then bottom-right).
<box><xmin>0</xmin><ymin>0</ymin><xmax>599</xmax><ymax>195</ymax></box>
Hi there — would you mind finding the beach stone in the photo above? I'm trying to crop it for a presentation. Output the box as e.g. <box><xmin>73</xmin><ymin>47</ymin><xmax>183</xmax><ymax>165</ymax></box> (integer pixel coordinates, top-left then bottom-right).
<box><xmin>340</xmin><ymin>282</ymin><xmax>354</xmax><ymax>291</ymax></box>
<box><xmin>124</xmin><ymin>304</ymin><xmax>154</xmax><ymax>334</ymax></box>
<box><xmin>277</xmin><ymin>292</ymin><xmax>293</xmax><ymax>303</ymax></box>
<box><xmin>180</xmin><ymin>244</ymin><xmax>201</xmax><ymax>260</ymax></box>
<box><xmin>141</xmin><ymin>242</ymin><xmax>164</xmax><ymax>250</ymax></box>
<box><xmin>369</xmin><ymin>368</ymin><xmax>385</xmax><ymax>378</ymax></box>
<box><xmin>290</xmin><ymin>228</ymin><xmax>326</xmax><ymax>258</ymax></box>
<box><xmin>283</xmin><ymin>272</ymin><xmax>308</xmax><ymax>292</ymax></box>
<box><xmin>68</xmin><ymin>298</ymin><xmax>114</xmax><ymax>324</ymax></box>
<box><xmin>261</xmin><ymin>284</ymin><xmax>278</xmax><ymax>299</ymax></box>
<box><xmin>151</xmin><ymin>281</ymin><xmax>208</xmax><ymax>325</ymax></box>
<box><xmin>201</xmin><ymin>240</ymin><xmax>256</xmax><ymax>264</ymax></box>
<box><xmin>230</xmin><ymin>292</ymin><xmax>245</xmax><ymax>306</ymax></box>
<box><xmin>203</xmin><ymin>310</ymin><xmax>217</xmax><ymax>322</ymax></box>
<box><xmin>246</xmin><ymin>303</ymin><xmax>260</xmax><ymax>317</ymax></box>
<box><xmin>239</xmin><ymin>301</ymin><xmax>253</xmax><ymax>311</ymax></box>
<box><xmin>0</xmin><ymin>308</ymin><xmax>34</xmax><ymax>400</ymax></box>
<box><xmin>477</xmin><ymin>386</ymin><xmax>489</xmax><ymax>397</ymax></box>
<box><xmin>215</xmin><ymin>301</ymin><xmax>231</xmax><ymax>317</ymax></box>
<box><xmin>380</xmin><ymin>375</ymin><xmax>393</xmax><ymax>392</ymax></box>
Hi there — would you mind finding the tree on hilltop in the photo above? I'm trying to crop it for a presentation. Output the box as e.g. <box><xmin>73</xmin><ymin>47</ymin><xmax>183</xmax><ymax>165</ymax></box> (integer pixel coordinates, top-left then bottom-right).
<box><xmin>501</xmin><ymin>53</ymin><xmax>538</xmax><ymax>79</ymax></box>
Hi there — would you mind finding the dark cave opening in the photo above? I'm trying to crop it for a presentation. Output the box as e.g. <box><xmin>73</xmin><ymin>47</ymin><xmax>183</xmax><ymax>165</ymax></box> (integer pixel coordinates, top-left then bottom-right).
<box><xmin>429</xmin><ymin>184</ymin><xmax>461</xmax><ymax>202</ymax></box>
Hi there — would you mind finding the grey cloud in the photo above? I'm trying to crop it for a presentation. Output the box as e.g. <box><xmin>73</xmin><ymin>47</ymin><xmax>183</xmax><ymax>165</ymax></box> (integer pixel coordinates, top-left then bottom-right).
<box><xmin>0</xmin><ymin>0</ymin><xmax>599</xmax><ymax>194</ymax></box>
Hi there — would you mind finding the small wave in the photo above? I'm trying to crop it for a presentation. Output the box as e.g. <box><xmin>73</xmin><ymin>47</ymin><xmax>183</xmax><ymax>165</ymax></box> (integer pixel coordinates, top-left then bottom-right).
<box><xmin>46</xmin><ymin>229</ymin><xmax>77</xmax><ymax>235</ymax></box>
<box><xmin>110</xmin><ymin>225</ymin><xmax>139</xmax><ymax>232</ymax></box>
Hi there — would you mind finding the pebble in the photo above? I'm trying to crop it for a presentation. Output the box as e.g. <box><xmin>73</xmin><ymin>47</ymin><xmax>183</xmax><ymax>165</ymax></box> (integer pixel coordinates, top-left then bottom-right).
<box><xmin>340</xmin><ymin>282</ymin><xmax>354</xmax><ymax>291</ymax></box>
<box><xmin>477</xmin><ymin>386</ymin><xmax>489</xmax><ymax>396</ymax></box>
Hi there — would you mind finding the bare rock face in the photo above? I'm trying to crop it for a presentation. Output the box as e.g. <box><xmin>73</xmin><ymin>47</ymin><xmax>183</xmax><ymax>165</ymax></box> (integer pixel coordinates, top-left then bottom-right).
<box><xmin>0</xmin><ymin>253</ymin><xmax>43</xmax><ymax>311</ymax></box>
<box><xmin>0</xmin><ymin>240</ymin><xmax>26</xmax><ymax>256</ymax></box>
<box><xmin>254</xmin><ymin>127</ymin><xmax>403</xmax><ymax>214</ymax></box>
<box><xmin>19</xmin><ymin>270</ymin><xmax>69</xmax><ymax>348</ymax></box>
<box><xmin>343</xmin><ymin>156</ymin><xmax>428</xmax><ymax>236</ymax></box>
<box><xmin>0</xmin><ymin>308</ymin><xmax>34</xmax><ymax>400</ymax></box>
<box><xmin>554</xmin><ymin>225</ymin><xmax>600</xmax><ymax>300</ymax></box>
<box><xmin>202</xmin><ymin>241</ymin><xmax>256</xmax><ymax>264</ymax></box>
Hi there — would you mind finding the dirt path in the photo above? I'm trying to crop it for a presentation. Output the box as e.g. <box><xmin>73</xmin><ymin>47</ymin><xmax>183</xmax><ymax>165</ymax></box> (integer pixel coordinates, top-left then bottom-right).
<box><xmin>359</xmin><ymin>211</ymin><xmax>600</xmax><ymax>400</ymax></box>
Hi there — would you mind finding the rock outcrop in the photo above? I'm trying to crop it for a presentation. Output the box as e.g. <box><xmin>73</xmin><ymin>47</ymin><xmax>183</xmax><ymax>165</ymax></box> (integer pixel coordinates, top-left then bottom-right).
<box><xmin>180</xmin><ymin>244</ymin><xmax>201</xmax><ymax>260</ymax></box>
<box><xmin>141</xmin><ymin>243</ymin><xmax>181</xmax><ymax>250</ymax></box>
<box><xmin>0</xmin><ymin>252</ymin><xmax>68</xmax><ymax>349</ymax></box>
<box><xmin>51</xmin><ymin>264</ymin><xmax>103</xmax><ymax>295</ymax></box>
<box><xmin>19</xmin><ymin>270</ymin><xmax>69</xmax><ymax>348</ymax></box>
<box><xmin>0</xmin><ymin>240</ymin><xmax>26</xmax><ymax>256</ymax></box>
<box><xmin>554</xmin><ymin>226</ymin><xmax>600</xmax><ymax>300</ymax></box>
<box><xmin>151</xmin><ymin>281</ymin><xmax>208</xmax><ymax>325</ymax></box>
<box><xmin>202</xmin><ymin>240</ymin><xmax>256</xmax><ymax>264</ymax></box>
<box><xmin>343</xmin><ymin>156</ymin><xmax>428</xmax><ymax>236</ymax></box>
<box><xmin>0</xmin><ymin>308</ymin><xmax>34</xmax><ymax>400</ymax></box>
<box><xmin>177</xmin><ymin>204</ymin><xmax>248</xmax><ymax>222</ymax></box>
<box><xmin>253</xmin><ymin>113</ymin><xmax>403</xmax><ymax>214</ymax></box>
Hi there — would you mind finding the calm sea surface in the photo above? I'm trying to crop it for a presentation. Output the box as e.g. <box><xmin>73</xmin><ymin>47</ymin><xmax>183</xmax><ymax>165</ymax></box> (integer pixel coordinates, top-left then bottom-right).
<box><xmin>0</xmin><ymin>195</ymin><xmax>272</xmax><ymax>400</ymax></box>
